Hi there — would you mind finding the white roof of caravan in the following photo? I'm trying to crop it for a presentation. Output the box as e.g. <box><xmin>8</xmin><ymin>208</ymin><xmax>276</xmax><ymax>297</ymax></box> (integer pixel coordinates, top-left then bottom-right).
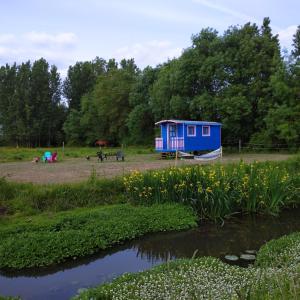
<box><xmin>155</xmin><ymin>119</ymin><xmax>222</xmax><ymax>126</ymax></box>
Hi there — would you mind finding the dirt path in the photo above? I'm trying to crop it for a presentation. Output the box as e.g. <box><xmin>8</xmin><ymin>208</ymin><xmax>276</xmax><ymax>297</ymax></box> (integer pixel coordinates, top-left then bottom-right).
<box><xmin>0</xmin><ymin>153</ymin><xmax>292</xmax><ymax>184</ymax></box>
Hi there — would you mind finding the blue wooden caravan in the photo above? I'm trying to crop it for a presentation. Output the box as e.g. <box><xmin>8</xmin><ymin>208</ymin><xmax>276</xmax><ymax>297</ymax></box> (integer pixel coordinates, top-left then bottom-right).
<box><xmin>155</xmin><ymin>120</ymin><xmax>222</xmax><ymax>153</ymax></box>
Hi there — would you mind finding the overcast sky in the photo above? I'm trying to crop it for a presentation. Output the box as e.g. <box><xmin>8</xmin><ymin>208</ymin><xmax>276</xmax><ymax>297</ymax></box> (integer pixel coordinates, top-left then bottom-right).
<box><xmin>0</xmin><ymin>0</ymin><xmax>299</xmax><ymax>75</ymax></box>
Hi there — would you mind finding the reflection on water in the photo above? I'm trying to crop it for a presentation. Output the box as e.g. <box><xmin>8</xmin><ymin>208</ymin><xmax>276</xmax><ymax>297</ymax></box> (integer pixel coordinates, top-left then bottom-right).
<box><xmin>1</xmin><ymin>208</ymin><xmax>300</xmax><ymax>300</ymax></box>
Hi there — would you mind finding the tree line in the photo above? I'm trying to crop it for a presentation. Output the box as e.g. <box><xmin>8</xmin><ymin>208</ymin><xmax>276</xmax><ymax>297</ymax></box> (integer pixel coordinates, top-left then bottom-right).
<box><xmin>0</xmin><ymin>18</ymin><xmax>299</xmax><ymax>148</ymax></box>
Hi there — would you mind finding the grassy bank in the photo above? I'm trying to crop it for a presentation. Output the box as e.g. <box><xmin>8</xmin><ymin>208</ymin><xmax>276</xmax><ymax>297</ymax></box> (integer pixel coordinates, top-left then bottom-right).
<box><xmin>74</xmin><ymin>232</ymin><xmax>300</xmax><ymax>300</ymax></box>
<box><xmin>0</xmin><ymin>146</ymin><xmax>153</xmax><ymax>163</ymax></box>
<box><xmin>1</xmin><ymin>156</ymin><xmax>299</xmax><ymax>218</ymax></box>
<box><xmin>124</xmin><ymin>157</ymin><xmax>300</xmax><ymax>220</ymax></box>
<box><xmin>0</xmin><ymin>174</ymin><xmax>125</xmax><ymax>216</ymax></box>
<box><xmin>0</xmin><ymin>203</ymin><xmax>197</xmax><ymax>269</ymax></box>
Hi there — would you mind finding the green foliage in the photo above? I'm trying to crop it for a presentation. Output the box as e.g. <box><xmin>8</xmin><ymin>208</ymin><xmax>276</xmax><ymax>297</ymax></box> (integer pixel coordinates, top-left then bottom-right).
<box><xmin>63</xmin><ymin>109</ymin><xmax>85</xmax><ymax>145</ymax></box>
<box><xmin>0</xmin><ymin>59</ymin><xmax>66</xmax><ymax>147</ymax></box>
<box><xmin>63</xmin><ymin>57</ymin><xmax>106</xmax><ymax>111</ymax></box>
<box><xmin>126</xmin><ymin>67</ymin><xmax>158</xmax><ymax>144</ymax></box>
<box><xmin>0</xmin><ymin>176</ymin><xmax>125</xmax><ymax>216</ymax></box>
<box><xmin>264</xmin><ymin>104</ymin><xmax>300</xmax><ymax>146</ymax></box>
<box><xmin>63</xmin><ymin>59</ymin><xmax>139</xmax><ymax>145</ymax></box>
<box><xmin>292</xmin><ymin>25</ymin><xmax>300</xmax><ymax>59</ymax></box>
<box><xmin>126</xmin><ymin>104</ymin><xmax>154</xmax><ymax>144</ymax></box>
<box><xmin>0</xmin><ymin>204</ymin><xmax>197</xmax><ymax>269</ymax></box>
<box><xmin>124</xmin><ymin>158</ymin><xmax>300</xmax><ymax>220</ymax></box>
<box><xmin>255</xmin><ymin>232</ymin><xmax>300</xmax><ymax>268</ymax></box>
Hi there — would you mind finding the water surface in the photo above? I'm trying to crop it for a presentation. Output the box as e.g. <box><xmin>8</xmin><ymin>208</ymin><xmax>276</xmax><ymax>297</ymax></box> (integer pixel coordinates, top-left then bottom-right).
<box><xmin>1</xmin><ymin>208</ymin><xmax>300</xmax><ymax>299</ymax></box>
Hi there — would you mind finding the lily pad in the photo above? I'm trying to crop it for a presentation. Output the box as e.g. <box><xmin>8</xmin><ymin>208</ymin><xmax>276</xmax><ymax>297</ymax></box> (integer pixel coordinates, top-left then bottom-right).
<box><xmin>225</xmin><ymin>255</ymin><xmax>239</xmax><ymax>261</ymax></box>
<box><xmin>240</xmin><ymin>254</ymin><xmax>256</xmax><ymax>260</ymax></box>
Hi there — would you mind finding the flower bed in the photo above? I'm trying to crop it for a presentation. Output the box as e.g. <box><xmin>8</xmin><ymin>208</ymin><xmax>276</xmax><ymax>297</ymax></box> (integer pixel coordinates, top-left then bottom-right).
<box><xmin>124</xmin><ymin>159</ymin><xmax>300</xmax><ymax>220</ymax></box>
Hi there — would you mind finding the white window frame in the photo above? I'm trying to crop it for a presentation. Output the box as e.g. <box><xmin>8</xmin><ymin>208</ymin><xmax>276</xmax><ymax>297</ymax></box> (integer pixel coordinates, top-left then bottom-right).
<box><xmin>169</xmin><ymin>124</ymin><xmax>177</xmax><ymax>137</ymax></box>
<box><xmin>202</xmin><ymin>125</ymin><xmax>210</xmax><ymax>137</ymax></box>
<box><xmin>187</xmin><ymin>125</ymin><xmax>196</xmax><ymax>137</ymax></box>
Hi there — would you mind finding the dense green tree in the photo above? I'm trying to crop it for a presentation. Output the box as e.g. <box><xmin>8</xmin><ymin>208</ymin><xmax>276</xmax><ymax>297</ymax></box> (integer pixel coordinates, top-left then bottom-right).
<box><xmin>257</xmin><ymin>25</ymin><xmax>300</xmax><ymax>147</ymax></box>
<box><xmin>150</xmin><ymin>60</ymin><xmax>178</xmax><ymax>121</ymax></box>
<box><xmin>90</xmin><ymin>59</ymin><xmax>138</xmax><ymax>143</ymax></box>
<box><xmin>63</xmin><ymin>58</ymin><xmax>106</xmax><ymax>111</ymax></box>
<box><xmin>127</xmin><ymin>66</ymin><xmax>159</xmax><ymax>144</ymax></box>
<box><xmin>292</xmin><ymin>25</ymin><xmax>300</xmax><ymax>58</ymax></box>
<box><xmin>63</xmin><ymin>109</ymin><xmax>84</xmax><ymax>145</ymax></box>
<box><xmin>0</xmin><ymin>59</ymin><xmax>64</xmax><ymax>146</ymax></box>
<box><xmin>64</xmin><ymin>59</ymin><xmax>138</xmax><ymax>145</ymax></box>
<box><xmin>15</xmin><ymin>62</ymin><xmax>31</xmax><ymax>146</ymax></box>
<box><xmin>0</xmin><ymin>64</ymin><xmax>16</xmax><ymax>144</ymax></box>
<box><xmin>220</xmin><ymin>19</ymin><xmax>281</xmax><ymax>142</ymax></box>
<box><xmin>1</xmin><ymin>19</ymin><xmax>299</xmax><ymax>148</ymax></box>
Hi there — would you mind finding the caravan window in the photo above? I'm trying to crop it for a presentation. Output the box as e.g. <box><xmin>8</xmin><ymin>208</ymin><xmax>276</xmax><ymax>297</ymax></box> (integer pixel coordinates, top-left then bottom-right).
<box><xmin>202</xmin><ymin>126</ymin><xmax>210</xmax><ymax>136</ymax></box>
<box><xmin>169</xmin><ymin>124</ymin><xmax>176</xmax><ymax>137</ymax></box>
<box><xmin>187</xmin><ymin>125</ymin><xmax>196</xmax><ymax>136</ymax></box>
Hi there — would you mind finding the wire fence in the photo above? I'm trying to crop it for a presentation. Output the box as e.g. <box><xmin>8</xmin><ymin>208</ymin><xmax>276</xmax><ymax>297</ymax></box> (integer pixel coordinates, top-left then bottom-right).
<box><xmin>222</xmin><ymin>140</ymin><xmax>300</xmax><ymax>152</ymax></box>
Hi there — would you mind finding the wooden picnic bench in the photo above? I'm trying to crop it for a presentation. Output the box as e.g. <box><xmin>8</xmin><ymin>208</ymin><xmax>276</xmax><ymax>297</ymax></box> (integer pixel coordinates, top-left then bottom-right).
<box><xmin>96</xmin><ymin>150</ymin><xmax>125</xmax><ymax>162</ymax></box>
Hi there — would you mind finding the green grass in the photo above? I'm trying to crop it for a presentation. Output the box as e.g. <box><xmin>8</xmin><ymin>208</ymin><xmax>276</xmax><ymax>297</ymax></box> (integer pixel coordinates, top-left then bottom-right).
<box><xmin>0</xmin><ymin>203</ymin><xmax>197</xmax><ymax>269</ymax></box>
<box><xmin>74</xmin><ymin>232</ymin><xmax>300</xmax><ymax>300</ymax></box>
<box><xmin>124</xmin><ymin>157</ymin><xmax>300</xmax><ymax>220</ymax></box>
<box><xmin>1</xmin><ymin>156</ymin><xmax>299</xmax><ymax>219</ymax></box>
<box><xmin>0</xmin><ymin>174</ymin><xmax>125</xmax><ymax>216</ymax></box>
<box><xmin>0</xmin><ymin>146</ymin><xmax>154</xmax><ymax>163</ymax></box>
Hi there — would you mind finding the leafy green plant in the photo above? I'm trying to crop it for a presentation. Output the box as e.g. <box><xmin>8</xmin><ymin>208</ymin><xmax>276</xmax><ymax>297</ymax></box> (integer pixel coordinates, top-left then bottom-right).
<box><xmin>124</xmin><ymin>158</ymin><xmax>300</xmax><ymax>221</ymax></box>
<box><xmin>0</xmin><ymin>204</ymin><xmax>197</xmax><ymax>269</ymax></box>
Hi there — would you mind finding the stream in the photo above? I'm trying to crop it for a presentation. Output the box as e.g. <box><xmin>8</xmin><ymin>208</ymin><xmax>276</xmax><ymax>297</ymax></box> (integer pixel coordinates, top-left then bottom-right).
<box><xmin>1</xmin><ymin>208</ymin><xmax>300</xmax><ymax>300</ymax></box>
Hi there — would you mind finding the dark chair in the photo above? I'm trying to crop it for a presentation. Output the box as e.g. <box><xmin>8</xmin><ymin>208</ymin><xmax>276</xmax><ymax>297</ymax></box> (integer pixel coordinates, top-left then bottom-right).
<box><xmin>97</xmin><ymin>151</ymin><xmax>105</xmax><ymax>162</ymax></box>
<box><xmin>116</xmin><ymin>151</ymin><xmax>125</xmax><ymax>161</ymax></box>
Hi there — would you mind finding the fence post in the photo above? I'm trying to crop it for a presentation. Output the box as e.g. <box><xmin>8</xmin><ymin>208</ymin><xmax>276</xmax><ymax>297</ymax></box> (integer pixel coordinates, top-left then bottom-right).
<box><xmin>238</xmin><ymin>139</ymin><xmax>242</xmax><ymax>153</ymax></box>
<box><xmin>62</xmin><ymin>141</ymin><xmax>65</xmax><ymax>158</ymax></box>
<box><xmin>175</xmin><ymin>150</ymin><xmax>178</xmax><ymax>167</ymax></box>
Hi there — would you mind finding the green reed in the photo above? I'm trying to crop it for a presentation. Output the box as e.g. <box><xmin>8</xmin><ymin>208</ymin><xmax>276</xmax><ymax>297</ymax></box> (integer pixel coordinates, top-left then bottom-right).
<box><xmin>124</xmin><ymin>158</ymin><xmax>300</xmax><ymax>221</ymax></box>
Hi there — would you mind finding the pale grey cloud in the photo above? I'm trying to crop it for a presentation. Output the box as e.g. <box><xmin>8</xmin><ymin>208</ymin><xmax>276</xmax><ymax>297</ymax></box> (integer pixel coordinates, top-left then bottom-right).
<box><xmin>0</xmin><ymin>34</ymin><xmax>15</xmax><ymax>44</ymax></box>
<box><xmin>192</xmin><ymin>0</ymin><xmax>282</xmax><ymax>31</ymax></box>
<box><xmin>0</xmin><ymin>32</ymin><xmax>79</xmax><ymax>77</ymax></box>
<box><xmin>277</xmin><ymin>25</ymin><xmax>297</xmax><ymax>50</ymax></box>
<box><xmin>113</xmin><ymin>40</ymin><xmax>182</xmax><ymax>68</ymax></box>
<box><xmin>85</xmin><ymin>0</ymin><xmax>219</xmax><ymax>27</ymax></box>
<box><xmin>192</xmin><ymin>0</ymin><xmax>298</xmax><ymax>51</ymax></box>
<box><xmin>23</xmin><ymin>32</ymin><xmax>78</xmax><ymax>47</ymax></box>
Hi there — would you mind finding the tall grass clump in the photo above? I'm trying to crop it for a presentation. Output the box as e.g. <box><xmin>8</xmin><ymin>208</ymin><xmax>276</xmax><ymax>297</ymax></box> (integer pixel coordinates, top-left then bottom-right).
<box><xmin>0</xmin><ymin>175</ymin><xmax>125</xmax><ymax>216</ymax></box>
<box><xmin>124</xmin><ymin>158</ymin><xmax>300</xmax><ymax>220</ymax></box>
